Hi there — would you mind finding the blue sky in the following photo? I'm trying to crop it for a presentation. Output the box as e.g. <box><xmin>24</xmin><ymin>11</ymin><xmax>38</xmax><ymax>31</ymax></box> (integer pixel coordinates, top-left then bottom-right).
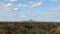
<box><xmin>0</xmin><ymin>0</ymin><xmax>60</xmax><ymax>22</ymax></box>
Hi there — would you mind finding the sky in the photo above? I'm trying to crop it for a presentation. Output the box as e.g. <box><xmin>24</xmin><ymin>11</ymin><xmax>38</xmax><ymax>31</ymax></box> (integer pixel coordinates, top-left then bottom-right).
<box><xmin>0</xmin><ymin>0</ymin><xmax>60</xmax><ymax>22</ymax></box>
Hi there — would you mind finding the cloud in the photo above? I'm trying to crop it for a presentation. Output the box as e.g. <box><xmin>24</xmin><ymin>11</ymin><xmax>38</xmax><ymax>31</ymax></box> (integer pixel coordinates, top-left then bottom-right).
<box><xmin>13</xmin><ymin>8</ymin><xmax>19</xmax><ymax>11</ymax></box>
<box><xmin>51</xmin><ymin>0</ymin><xmax>60</xmax><ymax>2</ymax></box>
<box><xmin>49</xmin><ymin>6</ymin><xmax>60</xmax><ymax>14</ymax></box>
<box><xmin>0</xmin><ymin>3</ymin><xmax>19</xmax><ymax>21</ymax></box>
<box><xmin>29</xmin><ymin>2</ymin><xmax>43</xmax><ymax>7</ymax></box>
<box><xmin>0</xmin><ymin>3</ymin><xmax>19</xmax><ymax>12</ymax></box>
<box><xmin>18</xmin><ymin>2</ymin><xmax>43</xmax><ymax>7</ymax></box>
<box><xmin>30</xmin><ymin>6</ymin><xmax>60</xmax><ymax>22</ymax></box>
<box><xmin>22</xmin><ymin>4</ymin><xmax>28</xmax><ymax>7</ymax></box>
<box><xmin>18</xmin><ymin>4</ymin><xmax>28</xmax><ymax>7</ymax></box>
<box><xmin>27</xmin><ymin>11</ymin><xmax>32</xmax><ymax>15</ymax></box>
<box><xmin>39</xmin><ymin>6</ymin><xmax>60</xmax><ymax>22</ymax></box>
<box><xmin>6</xmin><ymin>3</ymin><xmax>12</xmax><ymax>7</ymax></box>
<box><xmin>9</xmin><ymin>0</ymin><xmax>19</xmax><ymax>2</ymax></box>
<box><xmin>4</xmin><ymin>0</ymin><xmax>19</xmax><ymax>2</ymax></box>
<box><xmin>26</xmin><ymin>11</ymin><xmax>38</xmax><ymax>18</ymax></box>
<box><xmin>20</xmin><ymin>15</ymin><xmax>27</xmax><ymax>18</ymax></box>
<box><xmin>18</xmin><ymin>4</ymin><xmax>22</xmax><ymax>7</ymax></box>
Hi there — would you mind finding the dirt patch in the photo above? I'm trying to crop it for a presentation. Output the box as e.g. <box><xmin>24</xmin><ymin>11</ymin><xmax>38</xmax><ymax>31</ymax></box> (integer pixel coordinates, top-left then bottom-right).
<box><xmin>56</xmin><ymin>27</ymin><xmax>60</xmax><ymax>31</ymax></box>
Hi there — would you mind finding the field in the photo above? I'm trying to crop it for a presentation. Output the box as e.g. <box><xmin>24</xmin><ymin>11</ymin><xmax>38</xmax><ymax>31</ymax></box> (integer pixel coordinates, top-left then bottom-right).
<box><xmin>0</xmin><ymin>22</ymin><xmax>60</xmax><ymax>34</ymax></box>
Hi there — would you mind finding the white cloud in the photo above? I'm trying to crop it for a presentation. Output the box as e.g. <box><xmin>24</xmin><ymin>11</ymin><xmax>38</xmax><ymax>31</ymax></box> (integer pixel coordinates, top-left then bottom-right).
<box><xmin>40</xmin><ymin>6</ymin><xmax>60</xmax><ymax>22</ymax></box>
<box><xmin>30</xmin><ymin>2</ymin><xmax>43</xmax><ymax>7</ymax></box>
<box><xmin>6</xmin><ymin>3</ymin><xmax>13</xmax><ymax>7</ymax></box>
<box><xmin>28</xmin><ymin>2</ymin><xmax>34</xmax><ymax>4</ymax></box>
<box><xmin>31</xmin><ymin>6</ymin><xmax>60</xmax><ymax>22</ymax></box>
<box><xmin>32</xmin><ymin>14</ymin><xmax>38</xmax><ymax>17</ymax></box>
<box><xmin>4</xmin><ymin>0</ymin><xmax>19</xmax><ymax>2</ymax></box>
<box><xmin>27</xmin><ymin>11</ymin><xmax>32</xmax><ymax>15</ymax></box>
<box><xmin>20</xmin><ymin>15</ymin><xmax>27</xmax><ymax>18</ymax></box>
<box><xmin>49</xmin><ymin>6</ymin><xmax>60</xmax><ymax>14</ymax></box>
<box><xmin>0</xmin><ymin>3</ymin><xmax>19</xmax><ymax>12</ymax></box>
<box><xmin>26</xmin><ymin>11</ymin><xmax>38</xmax><ymax>18</ymax></box>
<box><xmin>10</xmin><ymin>0</ymin><xmax>19</xmax><ymax>2</ymax></box>
<box><xmin>13</xmin><ymin>8</ymin><xmax>19</xmax><ymax>11</ymax></box>
<box><xmin>18</xmin><ymin>4</ymin><xmax>22</xmax><ymax>7</ymax></box>
<box><xmin>0</xmin><ymin>3</ymin><xmax>19</xmax><ymax>21</ymax></box>
<box><xmin>22</xmin><ymin>4</ymin><xmax>28</xmax><ymax>7</ymax></box>
<box><xmin>18</xmin><ymin>4</ymin><xmax>28</xmax><ymax>7</ymax></box>
<box><xmin>18</xmin><ymin>2</ymin><xmax>43</xmax><ymax>7</ymax></box>
<box><xmin>51</xmin><ymin>0</ymin><xmax>60</xmax><ymax>2</ymax></box>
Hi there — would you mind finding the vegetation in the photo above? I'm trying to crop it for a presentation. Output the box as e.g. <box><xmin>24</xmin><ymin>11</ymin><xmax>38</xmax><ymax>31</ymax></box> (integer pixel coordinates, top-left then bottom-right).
<box><xmin>0</xmin><ymin>22</ymin><xmax>60</xmax><ymax>34</ymax></box>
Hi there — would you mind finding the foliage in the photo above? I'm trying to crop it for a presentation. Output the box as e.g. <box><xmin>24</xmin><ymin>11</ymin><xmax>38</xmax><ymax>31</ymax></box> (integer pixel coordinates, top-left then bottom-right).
<box><xmin>0</xmin><ymin>22</ymin><xmax>60</xmax><ymax>34</ymax></box>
